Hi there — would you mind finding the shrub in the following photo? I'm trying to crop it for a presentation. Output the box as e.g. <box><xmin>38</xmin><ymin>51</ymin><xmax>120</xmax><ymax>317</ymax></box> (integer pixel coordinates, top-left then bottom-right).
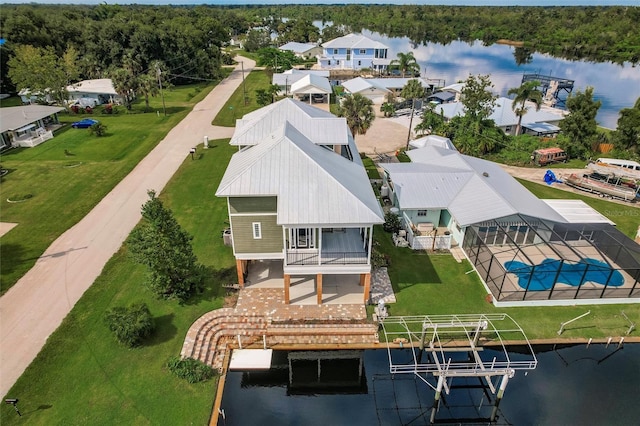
<box><xmin>167</xmin><ymin>356</ymin><xmax>216</xmax><ymax>383</ymax></box>
<box><xmin>104</xmin><ymin>302</ymin><xmax>155</xmax><ymax>347</ymax></box>
<box><xmin>89</xmin><ymin>122</ymin><xmax>107</xmax><ymax>137</ymax></box>
<box><xmin>382</xmin><ymin>212</ymin><xmax>401</xmax><ymax>233</ymax></box>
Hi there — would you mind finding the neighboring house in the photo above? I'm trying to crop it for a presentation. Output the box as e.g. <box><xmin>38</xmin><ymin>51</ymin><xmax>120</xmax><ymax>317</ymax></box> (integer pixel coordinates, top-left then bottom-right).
<box><xmin>0</xmin><ymin>105</ymin><xmax>64</xmax><ymax>149</ymax></box>
<box><xmin>290</xmin><ymin>74</ymin><xmax>332</xmax><ymax>104</ymax></box>
<box><xmin>66</xmin><ymin>79</ymin><xmax>122</xmax><ymax>106</ymax></box>
<box><xmin>380</xmin><ymin>145</ymin><xmax>640</xmax><ymax>306</ymax></box>
<box><xmin>318</xmin><ymin>34</ymin><xmax>390</xmax><ymax>71</ymax></box>
<box><xmin>18</xmin><ymin>88</ymin><xmax>54</xmax><ymax>105</ymax></box>
<box><xmin>279</xmin><ymin>41</ymin><xmax>322</xmax><ymax>59</ymax></box>
<box><xmin>341</xmin><ymin>77</ymin><xmax>434</xmax><ymax>103</ymax></box>
<box><xmin>216</xmin><ymin>98</ymin><xmax>385</xmax><ymax>304</ymax></box>
<box><xmin>434</xmin><ymin>97</ymin><xmax>567</xmax><ymax>136</ymax></box>
<box><xmin>341</xmin><ymin>77</ymin><xmax>391</xmax><ymax>103</ymax></box>
<box><xmin>272</xmin><ymin>69</ymin><xmax>330</xmax><ymax>97</ymax></box>
<box><xmin>408</xmin><ymin>135</ymin><xmax>456</xmax><ymax>150</ymax></box>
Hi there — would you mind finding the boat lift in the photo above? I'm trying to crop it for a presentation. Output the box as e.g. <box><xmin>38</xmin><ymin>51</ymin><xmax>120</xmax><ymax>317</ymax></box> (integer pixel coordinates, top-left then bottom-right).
<box><xmin>379</xmin><ymin>313</ymin><xmax>537</xmax><ymax>423</ymax></box>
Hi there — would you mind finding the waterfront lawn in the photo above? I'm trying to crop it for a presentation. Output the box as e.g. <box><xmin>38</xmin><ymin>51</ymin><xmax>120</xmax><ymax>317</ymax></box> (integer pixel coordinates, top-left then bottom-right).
<box><xmin>518</xmin><ymin>178</ymin><xmax>639</xmax><ymax>238</ymax></box>
<box><xmin>0</xmin><ymin>83</ymin><xmax>216</xmax><ymax>294</ymax></box>
<box><xmin>375</xmin><ymin>228</ymin><xmax>640</xmax><ymax>340</ymax></box>
<box><xmin>0</xmin><ymin>139</ymin><xmax>236</xmax><ymax>425</ymax></box>
<box><xmin>212</xmin><ymin>70</ymin><xmax>271</xmax><ymax>127</ymax></box>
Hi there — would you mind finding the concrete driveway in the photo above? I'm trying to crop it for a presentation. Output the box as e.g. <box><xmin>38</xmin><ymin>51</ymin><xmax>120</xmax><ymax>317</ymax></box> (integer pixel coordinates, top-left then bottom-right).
<box><xmin>0</xmin><ymin>57</ymin><xmax>255</xmax><ymax>398</ymax></box>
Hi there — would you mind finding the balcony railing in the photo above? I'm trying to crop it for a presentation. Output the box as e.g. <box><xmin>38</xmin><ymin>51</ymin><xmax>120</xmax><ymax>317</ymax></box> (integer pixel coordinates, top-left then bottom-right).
<box><xmin>286</xmin><ymin>250</ymin><xmax>368</xmax><ymax>266</ymax></box>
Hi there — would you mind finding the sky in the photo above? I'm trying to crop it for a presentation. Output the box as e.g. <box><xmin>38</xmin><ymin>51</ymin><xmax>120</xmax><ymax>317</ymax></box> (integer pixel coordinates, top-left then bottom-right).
<box><xmin>0</xmin><ymin>1</ymin><xmax>637</xmax><ymax>6</ymax></box>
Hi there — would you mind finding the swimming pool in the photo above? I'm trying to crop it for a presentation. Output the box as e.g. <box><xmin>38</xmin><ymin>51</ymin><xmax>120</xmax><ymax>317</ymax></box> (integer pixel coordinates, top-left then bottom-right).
<box><xmin>504</xmin><ymin>258</ymin><xmax>625</xmax><ymax>291</ymax></box>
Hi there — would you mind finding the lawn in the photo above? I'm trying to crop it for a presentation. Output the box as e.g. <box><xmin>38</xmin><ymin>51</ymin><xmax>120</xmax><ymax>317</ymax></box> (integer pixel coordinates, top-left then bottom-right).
<box><xmin>0</xmin><ymin>139</ymin><xmax>237</xmax><ymax>425</ymax></box>
<box><xmin>0</xmin><ymin>83</ymin><xmax>218</xmax><ymax>294</ymax></box>
<box><xmin>212</xmin><ymin>69</ymin><xmax>271</xmax><ymax>127</ymax></box>
<box><xmin>518</xmin><ymin>178</ymin><xmax>639</xmax><ymax>238</ymax></box>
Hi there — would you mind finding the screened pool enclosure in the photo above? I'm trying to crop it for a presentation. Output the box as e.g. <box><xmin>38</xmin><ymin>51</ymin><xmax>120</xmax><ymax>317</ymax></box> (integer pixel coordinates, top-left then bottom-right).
<box><xmin>462</xmin><ymin>214</ymin><xmax>640</xmax><ymax>303</ymax></box>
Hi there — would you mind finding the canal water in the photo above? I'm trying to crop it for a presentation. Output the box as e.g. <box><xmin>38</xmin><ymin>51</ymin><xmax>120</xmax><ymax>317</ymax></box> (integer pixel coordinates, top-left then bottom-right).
<box><xmin>218</xmin><ymin>343</ymin><xmax>639</xmax><ymax>425</ymax></box>
<box><xmin>318</xmin><ymin>24</ymin><xmax>640</xmax><ymax>130</ymax></box>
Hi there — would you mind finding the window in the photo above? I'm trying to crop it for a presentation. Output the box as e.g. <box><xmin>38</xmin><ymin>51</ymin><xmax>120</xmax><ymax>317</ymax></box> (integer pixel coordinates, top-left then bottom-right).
<box><xmin>333</xmin><ymin>49</ymin><xmax>338</xmax><ymax>54</ymax></box>
<box><xmin>289</xmin><ymin>228</ymin><xmax>315</xmax><ymax>249</ymax></box>
<box><xmin>417</xmin><ymin>210</ymin><xmax>427</xmax><ymax>217</ymax></box>
<box><xmin>336</xmin><ymin>60</ymin><xmax>340</xmax><ymax>65</ymax></box>
<box><xmin>252</xmin><ymin>222</ymin><xmax>262</xmax><ymax>239</ymax></box>
<box><xmin>358</xmin><ymin>60</ymin><xmax>361</xmax><ymax>66</ymax></box>
<box><xmin>359</xmin><ymin>49</ymin><xmax>366</xmax><ymax>54</ymax></box>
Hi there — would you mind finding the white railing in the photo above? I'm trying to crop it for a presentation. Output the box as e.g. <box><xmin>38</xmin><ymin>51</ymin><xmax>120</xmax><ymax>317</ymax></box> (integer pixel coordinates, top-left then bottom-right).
<box><xmin>15</xmin><ymin>130</ymin><xmax>54</xmax><ymax>148</ymax></box>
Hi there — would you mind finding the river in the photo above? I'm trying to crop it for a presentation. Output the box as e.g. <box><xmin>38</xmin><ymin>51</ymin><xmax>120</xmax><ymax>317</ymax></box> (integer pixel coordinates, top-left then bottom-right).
<box><xmin>218</xmin><ymin>343</ymin><xmax>640</xmax><ymax>425</ymax></box>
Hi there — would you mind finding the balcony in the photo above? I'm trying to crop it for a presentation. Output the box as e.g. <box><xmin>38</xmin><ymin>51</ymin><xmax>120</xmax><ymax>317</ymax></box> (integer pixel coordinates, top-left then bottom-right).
<box><xmin>285</xmin><ymin>228</ymin><xmax>369</xmax><ymax>266</ymax></box>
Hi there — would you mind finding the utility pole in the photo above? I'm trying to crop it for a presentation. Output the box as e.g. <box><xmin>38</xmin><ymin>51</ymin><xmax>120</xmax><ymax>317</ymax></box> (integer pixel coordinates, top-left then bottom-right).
<box><xmin>156</xmin><ymin>64</ymin><xmax>166</xmax><ymax>116</ymax></box>
<box><xmin>241</xmin><ymin>61</ymin><xmax>248</xmax><ymax>106</ymax></box>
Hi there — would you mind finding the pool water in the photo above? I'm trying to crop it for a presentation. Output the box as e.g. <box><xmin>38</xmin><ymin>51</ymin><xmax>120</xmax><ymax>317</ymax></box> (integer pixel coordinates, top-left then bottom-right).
<box><xmin>505</xmin><ymin>258</ymin><xmax>624</xmax><ymax>291</ymax></box>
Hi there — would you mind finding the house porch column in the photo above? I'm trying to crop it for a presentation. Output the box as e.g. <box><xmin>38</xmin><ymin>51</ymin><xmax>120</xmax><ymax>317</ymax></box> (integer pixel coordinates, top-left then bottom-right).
<box><xmin>236</xmin><ymin>259</ymin><xmax>245</xmax><ymax>288</ymax></box>
<box><xmin>284</xmin><ymin>274</ymin><xmax>291</xmax><ymax>304</ymax></box>
<box><xmin>362</xmin><ymin>273</ymin><xmax>371</xmax><ymax>303</ymax></box>
<box><xmin>317</xmin><ymin>273</ymin><xmax>323</xmax><ymax>305</ymax></box>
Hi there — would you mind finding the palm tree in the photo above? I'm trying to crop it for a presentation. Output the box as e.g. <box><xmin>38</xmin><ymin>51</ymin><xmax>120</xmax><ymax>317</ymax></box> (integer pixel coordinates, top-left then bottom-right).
<box><xmin>337</xmin><ymin>93</ymin><xmax>375</xmax><ymax>141</ymax></box>
<box><xmin>390</xmin><ymin>52</ymin><xmax>420</xmax><ymax>78</ymax></box>
<box><xmin>507</xmin><ymin>80</ymin><xmax>543</xmax><ymax>136</ymax></box>
<box><xmin>401</xmin><ymin>79</ymin><xmax>426</xmax><ymax>149</ymax></box>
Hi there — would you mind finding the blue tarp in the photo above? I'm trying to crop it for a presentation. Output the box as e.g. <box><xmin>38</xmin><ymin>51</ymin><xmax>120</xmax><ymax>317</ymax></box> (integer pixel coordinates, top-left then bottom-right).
<box><xmin>543</xmin><ymin>169</ymin><xmax>562</xmax><ymax>185</ymax></box>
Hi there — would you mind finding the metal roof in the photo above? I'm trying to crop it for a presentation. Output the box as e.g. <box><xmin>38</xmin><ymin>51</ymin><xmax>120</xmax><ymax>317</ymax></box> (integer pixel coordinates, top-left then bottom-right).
<box><xmin>66</xmin><ymin>79</ymin><xmax>117</xmax><ymax>95</ymax></box>
<box><xmin>368</xmin><ymin>78</ymin><xmax>431</xmax><ymax>90</ymax></box>
<box><xmin>290</xmin><ymin>74</ymin><xmax>332</xmax><ymax>94</ymax></box>
<box><xmin>231</xmin><ymin>98</ymin><xmax>350</xmax><ymax>147</ymax></box>
<box><xmin>278</xmin><ymin>42</ymin><xmax>318</xmax><ymax>54</ymax></box>
<box><xmin>272</xmin><ymin>69</ymin><xmax>330</xmax><ymax>86</ymax></box>
<box><xmin>523</xmin><ymin>122</ymin><xmax>561</xmax><ymax>133</ymax></box>
<box><xmin>322</xmin><ymin>33</ymin><xmax>388</xmax><ymax>50</ymax></box>
<box><xmin>216</xmin><ymin>122</ymin><xmax>384</xmax><ymax>226</ymax></box>
<box><xmin>0</xmin><ymin>105</ymin><xmax>65</xmax><ymax>133</ymax></box>
<box><xmin>542</xmin><ymin>200</ymin><xmax>615</xmax><ymax>224</ymax></box>
<box><xmin>342</xmin><ymin>77</ymin><xmax>390</xmax><ymax>95</ymax></box>
<box><xmin>409</xmin><ymin>135</ymin><xmax>456</xmax><ymax>151</ymax></box>
<box><xmin>435</xmin><ymin>97</ymin><xmax>567</xmax><ymax>128</ymax></box>
<box><xmin>382</xmin><ymin>146</ymin><xmax>567</xmax><ymax>226</ymax></box>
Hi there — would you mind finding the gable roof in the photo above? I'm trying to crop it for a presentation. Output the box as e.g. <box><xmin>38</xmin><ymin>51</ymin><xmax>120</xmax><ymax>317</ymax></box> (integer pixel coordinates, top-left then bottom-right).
<box><xmin>216</xmin><ymin>122</ymin><xmax>384</xmax><ymax>226</ymax></box>
<box><xmin>381</xmin><ymin>146</ymin><xmax>567</xmax><ymax>226</ymax></box>
<box><xmin>66</xmin><ymin>79</ymin><xmax>117</xmax><ymax>95</ymax></box>
<box><xmin>322</xmin><ymin>33</ymin><xmax>388</xmax><ymax>50</ymax></box>
<box><xmin>342</xmin><ymin>77</ymin><xmax>391</xmax><ymax>95</ymax></box>
<box><xmin>0</xmin><ymin>105</ymin><xmax>65</xmax><ymax>133</ymax></box>
<box><xmin>279</xmin><ymin>42</ymin><xmax>318</xmax><ymax>54</ymax></box>
<box><xmin>231</xmin><ymin>98</ymin><xmax>350</xmax><ymax>147</ymax></box>
<box><xmin>290</xmin><ymin>74</ymin><xmax>332</xmax><ymax>94</ymax></box>
<box><xmin>435</xmin><ymin>97</ymin><xmax>567</xmax><ymax>128</ymax></box>
<box><xmin>272</xmin><ymin>69</ymin><xmax>330</xmax><ymax>87</ymax></box>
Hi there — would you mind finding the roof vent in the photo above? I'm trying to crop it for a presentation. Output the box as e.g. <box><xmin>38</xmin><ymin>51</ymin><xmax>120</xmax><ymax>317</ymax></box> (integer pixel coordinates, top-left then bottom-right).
<box><xmin>483</xmin><ymin>172</ymin><xmax>489</xmax><ymax>177</ymax></box>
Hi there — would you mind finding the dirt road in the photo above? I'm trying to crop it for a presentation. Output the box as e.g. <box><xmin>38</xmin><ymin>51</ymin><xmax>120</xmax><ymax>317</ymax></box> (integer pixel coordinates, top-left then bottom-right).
<box><xmin>0</xmin><ymin>57</ymin><xmax>255</xmax><ymax>398</ymax></box>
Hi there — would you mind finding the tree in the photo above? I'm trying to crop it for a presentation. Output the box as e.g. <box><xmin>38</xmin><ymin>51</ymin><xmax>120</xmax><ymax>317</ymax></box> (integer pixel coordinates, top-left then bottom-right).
<box><xmin>337</xmin><ymin>93</ymin><xmax>375</xmax><ymax>141</ymax></box>
<box><xmin>415</xmin><ymin>103</ymin><xmax>446</xmax><ymax>135</ymax></box>
<box><xmin>137</xmin><ymin>73</ymin><xmax>158</xmax><ymax>112</ymax></box>
<box><xmin>400</xmin><ymin>79</ymin><xmax>425</xmax><ymax>149</ymax></box>
<box><xmin>507</xmin><ymin>80</ymin><xmax>543</xmax><ymax>136</ymax></box>
<box><xmin>461</xmin><ymin>74</ymin><xmax>497</xmax><ymax>122</ymax></box>
<box><xmin>244</xmin><ymin>28</ymin><xmax>272</xmax><ymax>52</ymax></box>
<box><xmin>88</xmin><ymin>122</ymin><xmax>107</xmax><ymax>137</ymax></box>
<box><xmin>104</xmin><ymin>303</ymin><xmax>155</xmax><ymax>347</ymax></box>
<box><xmin>109</xmin><ymin>66</ymin><xmax>138</xmax><ymax>110</ymax></box>
<box><xmin>256</xmin><ymin>47</ymin><xmax>296</xmax><ymax>71</ymax></box>
<box><xmin>612</xmin><ymin>97</ymin><xmax>640</xmax><ymax>152</ymax></box>
<box><xmin>380</xmin><ymin>102</ymin><xmax>395</xmax><ymax>118</ymax></box>
<box><xmin>128</xmin><ymin>190</ymin><xmax>203</xmax><ymax>301</ymax></box>
<box><xmin>390</xmin><ymin>51</ymin><xmax>420</xmax><ymax>77</ymax></box>
<box><xmin>558</xmin><ymin>87</ymin><xmax>601</xmax><ymax>159</ymax></box>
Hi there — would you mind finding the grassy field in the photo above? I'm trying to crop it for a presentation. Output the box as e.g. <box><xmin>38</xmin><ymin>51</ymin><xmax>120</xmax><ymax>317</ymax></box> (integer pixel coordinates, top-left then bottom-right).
<box><xmin>211</xmin><ymin>69</ymin><xmax>271</xmax><ymax>127</ymax></box>
<box><xmin>518</xmin><ymin>178</ymin><xmax>639</xmax><ymax>238</ymax></box>
<box><xmin>0</xmin><ymin>83</ymin><xmax>218</xmax><ymax>294</ymax></box>
<box><xmin>0</xmin><ymin>139</ymin><xmax>237</xmax><ymax>425</ymax></box>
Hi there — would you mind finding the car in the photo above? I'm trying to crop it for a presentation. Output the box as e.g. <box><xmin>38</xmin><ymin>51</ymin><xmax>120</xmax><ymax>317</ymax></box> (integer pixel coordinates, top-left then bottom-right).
<box><xmin>71</xmin><ymin>118</ymin><xmax>99</xmax><ymax>129</ymax></box>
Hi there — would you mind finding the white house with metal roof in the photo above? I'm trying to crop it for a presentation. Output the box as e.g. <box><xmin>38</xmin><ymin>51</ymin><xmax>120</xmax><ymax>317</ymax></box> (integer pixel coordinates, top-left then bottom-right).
<box><xmin>66</xmin><ymin>78</ymin><xmax>122</xmax><ymax>106</ymax></box>
<box><xmin>216</xmin><ymin>98</ymin><xmax>384</xmax><ymax>304</ymax></box>
<box><xmin>434</xmin><ymin>97</ymin><xmax>567</xmax><ymax>136</ymax></box>
<box><xmin>381</xmin><ymin>145</ymin><xmax>640</xmax><ymax>306</ymax></box>
<box><xmin>0</xmin><ymin>105</ymin><xmax>64</xmax><ymax>149</ymax></box>
<box><xmin>318</xmin><ymin>33</ymin><xmax>390</xmax><ymax>71</ymax></box>
<box><xmin>289</xmin><ymin>74</ymin><xmax>332</xmax><ymax>104</ymax></box>
<box><xmin>278</xmin><ymin>41</ymin><xmax>322</xmax><ymax>59</ymax></box>
<box><xmin>272</xmin><ymin>69</ymin><xmax>330</xmax><ymax>96</ymax></box>
<box><xmin>341</xmin><ymin>77</ymin><xmax>391</xmax><ymax>103</ymax></box>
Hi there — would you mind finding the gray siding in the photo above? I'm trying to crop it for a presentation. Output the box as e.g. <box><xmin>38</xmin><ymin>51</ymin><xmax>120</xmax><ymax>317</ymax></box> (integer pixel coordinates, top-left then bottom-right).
<box><xmin>231</xmin><ymin>215</ymin><xmax>282</xmax><ymax>254</ymax></box>
<box><xmin>229</xmin><ymin>197</ymin><xmax>277</xmax><ymax>214</ymax></box>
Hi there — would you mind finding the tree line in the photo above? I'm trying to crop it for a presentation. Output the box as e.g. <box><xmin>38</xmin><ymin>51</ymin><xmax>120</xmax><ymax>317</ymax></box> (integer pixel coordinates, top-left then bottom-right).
<box><xmin>237</xmin><ymin>4</ymin><xmax>640</xmax><ymax>65</ymax></box>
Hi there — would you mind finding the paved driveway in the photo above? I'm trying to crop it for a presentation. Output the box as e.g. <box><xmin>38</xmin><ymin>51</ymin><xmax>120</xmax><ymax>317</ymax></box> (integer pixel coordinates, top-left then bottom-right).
<box><xmin>0</xmin><ymin>57</ymin><xmax>255</xmax><ymax>398</ymax></box>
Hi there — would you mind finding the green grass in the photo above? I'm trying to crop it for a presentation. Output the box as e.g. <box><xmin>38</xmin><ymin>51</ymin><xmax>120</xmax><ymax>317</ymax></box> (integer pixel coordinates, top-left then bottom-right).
<box><xmin>518</xmin><ymin>178</ymin><xmax>639</xmax><ymax>238</ymax></box>
<box><xmin>0</xmin><ymin>139</ymin><xmax>237</xmax><ymax>425</ymax></box>
<box><xmin>0</xmin><ymin>83</ymin><xmax>217</xmax><ymax>294</ymax></box>
<box><xmin>212</xmin><ymin>70</ymin><xmax>271</xmax><ymax>127</ymax></box>
<box><xmin>0</xmin><ymin>96</ymin><xmax>24</xmax><ymax>107</ymax></box>
<box><xmin>362</xmin><ymin>155</ymin><xmax>381</xmax><ymax>179</ymax></box>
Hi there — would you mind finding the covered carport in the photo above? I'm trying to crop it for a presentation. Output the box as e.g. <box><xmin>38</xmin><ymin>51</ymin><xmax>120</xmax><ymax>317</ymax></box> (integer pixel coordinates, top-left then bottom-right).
<box><xmin>290</xmin><ymin>74</ymin><xmax>332</xmax><ymax>105</ymax></box>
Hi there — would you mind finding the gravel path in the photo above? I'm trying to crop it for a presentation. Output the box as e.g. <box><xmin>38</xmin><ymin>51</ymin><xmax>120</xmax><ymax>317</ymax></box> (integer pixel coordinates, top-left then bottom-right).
<box><xmin>0</xmin><ymin>57</ymin><xmax>255</xmax><ymax>398</ymax></box>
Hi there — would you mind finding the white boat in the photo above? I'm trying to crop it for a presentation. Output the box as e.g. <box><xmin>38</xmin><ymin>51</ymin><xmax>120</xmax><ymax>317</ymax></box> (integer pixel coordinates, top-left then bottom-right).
<box><xmin>587</xmin><ymin>160</ymin><xmax>640</xmax><ymax>180</ymax></box>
